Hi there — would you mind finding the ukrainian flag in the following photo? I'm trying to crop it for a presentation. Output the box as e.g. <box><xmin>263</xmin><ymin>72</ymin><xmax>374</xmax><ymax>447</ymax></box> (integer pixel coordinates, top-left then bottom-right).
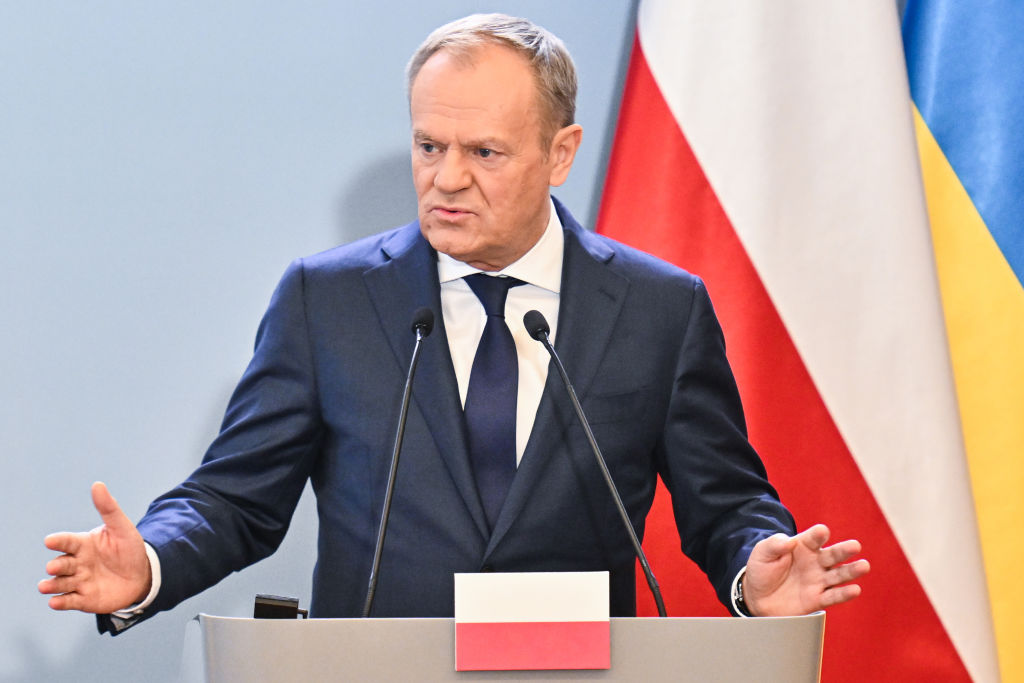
<box><xmin>904</xmin><ymin>1</ymin><xmax>1024</xmax><ymax>680</ymax></box>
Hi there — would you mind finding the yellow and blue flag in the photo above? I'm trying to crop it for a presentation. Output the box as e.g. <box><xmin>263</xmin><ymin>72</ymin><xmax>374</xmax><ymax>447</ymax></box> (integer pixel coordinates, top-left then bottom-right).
<box><xmin>904</xmin><ymin>1</ymin><xmax>1024</xmax><ymax>680</ymax></box>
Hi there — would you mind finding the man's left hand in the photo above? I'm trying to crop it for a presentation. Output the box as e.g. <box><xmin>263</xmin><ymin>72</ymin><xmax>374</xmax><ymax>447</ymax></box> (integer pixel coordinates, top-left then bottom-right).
<box><xmin>743</xmin><ymin>524</ymin><xmax>870</xmax><ymax>616</ymax></box>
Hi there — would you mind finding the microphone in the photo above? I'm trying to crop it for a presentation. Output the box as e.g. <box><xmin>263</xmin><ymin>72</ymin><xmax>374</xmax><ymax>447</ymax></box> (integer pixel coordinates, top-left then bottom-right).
<box><xmin>411</xmin><ymin>307</ymin><xmax>435</xmax><ymax>336</ymax></box>
<box><xmin>523</xmin><ymin>310</ymin><xmax>667</xmax><ymax>617</ymax></box>
<box><xmin>362</xmin><ymin>307</ymin><xmax>434</xmax><ymax>617</ymax></box>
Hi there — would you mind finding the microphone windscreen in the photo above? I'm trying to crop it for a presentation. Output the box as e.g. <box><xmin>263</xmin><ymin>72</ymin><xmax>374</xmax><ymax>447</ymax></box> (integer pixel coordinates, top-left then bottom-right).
<box><xmin>523</xmin><ymin>310</ymin><xmax>550</xmax><ymax>340</ymax></box>
<box><xmin>411</xmin><ymin>307</ymin><xmax>435</xmax><ymax>336</ymax></box>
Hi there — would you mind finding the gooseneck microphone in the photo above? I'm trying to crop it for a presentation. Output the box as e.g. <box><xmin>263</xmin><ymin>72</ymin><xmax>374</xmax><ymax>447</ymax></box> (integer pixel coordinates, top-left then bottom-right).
<box><xmin>362</xmin><ymin>307</ymin><xmax>434</xmax><ymax>617</ymax></box>
<box><xmin>523</xmin><ymin>310</ymin><xmax>667</xmax><ymax>617</ymax></box>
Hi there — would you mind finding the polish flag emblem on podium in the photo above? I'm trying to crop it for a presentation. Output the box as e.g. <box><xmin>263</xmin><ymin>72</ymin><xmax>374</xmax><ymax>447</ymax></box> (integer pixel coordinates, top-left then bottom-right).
<box><xmin>454</xmin><ymin>572</ymin><xmax>611</xmax><ymax>671</ymax></box>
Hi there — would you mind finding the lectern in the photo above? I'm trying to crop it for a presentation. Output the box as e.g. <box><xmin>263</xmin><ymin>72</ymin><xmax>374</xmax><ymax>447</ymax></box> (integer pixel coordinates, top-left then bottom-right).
<box><xmin>189</xmin><ymin>612</ymin><xmax>825</xmax><ymax>682</ymax></box>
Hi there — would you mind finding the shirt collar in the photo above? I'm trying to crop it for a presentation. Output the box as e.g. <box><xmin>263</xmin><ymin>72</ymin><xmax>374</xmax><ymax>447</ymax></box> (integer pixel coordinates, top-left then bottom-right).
<box><xmin>436</xmin><ymin>198</ymin><xmax>564</xmax><ymax>293</ymax></box>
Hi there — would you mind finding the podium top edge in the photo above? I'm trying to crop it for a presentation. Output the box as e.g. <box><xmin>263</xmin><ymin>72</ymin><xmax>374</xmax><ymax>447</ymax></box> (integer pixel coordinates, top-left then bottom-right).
<box><xmin>195</xmin><ymin>612</ymin><xmax>825</xmax><ymax>624</ymax></box>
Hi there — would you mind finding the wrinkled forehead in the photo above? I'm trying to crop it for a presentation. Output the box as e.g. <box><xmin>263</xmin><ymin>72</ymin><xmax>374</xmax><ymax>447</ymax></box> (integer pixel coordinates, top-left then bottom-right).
<box><xmin>410</xmin><ymin>42</ymin><xmax>551</xmax><ymax>150</ymax></box>
<box><xmin>411</xmin><ymin>45</ymin><xmax>537</xmax><ymax>112</ymax></box>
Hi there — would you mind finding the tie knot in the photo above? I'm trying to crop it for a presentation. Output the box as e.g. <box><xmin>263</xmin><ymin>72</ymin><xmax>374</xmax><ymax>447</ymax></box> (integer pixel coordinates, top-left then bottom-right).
<box><xmin>464</xmin><ymin>274</ymin><xmax>524</xmax><ymax>317</ymax></box>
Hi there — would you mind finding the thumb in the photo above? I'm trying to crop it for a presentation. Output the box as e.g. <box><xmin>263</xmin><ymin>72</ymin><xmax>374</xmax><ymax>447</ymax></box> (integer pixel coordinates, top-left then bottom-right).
<box><xmin>795</xmin><ymin>523</ymin><xmax>831</xmax><ymax>551</ymax></box>
<box><xmin>91</xmin><ymin>481</ymin><xmax>133</xmax><ymax>533</ymax></box>
<box><xmin>755</xmin><ymin>532</ymin><xmax>797</xmax><ymax>562</ymax></box>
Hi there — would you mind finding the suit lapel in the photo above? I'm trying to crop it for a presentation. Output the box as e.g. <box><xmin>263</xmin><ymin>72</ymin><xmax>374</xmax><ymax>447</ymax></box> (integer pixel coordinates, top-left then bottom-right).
<box><xmin>363</xmin><ymin>224</ymin><xmax>490</xmax><ymax>541</ymax></box>
<box><xmin>485</xmin><ymin>203</ymin><xmax>630</xmax><ymax>557</ymax></box>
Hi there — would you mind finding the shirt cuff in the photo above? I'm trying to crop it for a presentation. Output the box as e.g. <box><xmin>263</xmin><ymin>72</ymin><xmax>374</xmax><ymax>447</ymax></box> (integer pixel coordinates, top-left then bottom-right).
<box><xmin>111</xmin><ymin>542</ymin><xmax>161</xmax><ymax>618</ymax></box>
<box><xmin>730</xmin><ymin>566</ymin><xmax>753</xmax><ymax>617</ymax></box>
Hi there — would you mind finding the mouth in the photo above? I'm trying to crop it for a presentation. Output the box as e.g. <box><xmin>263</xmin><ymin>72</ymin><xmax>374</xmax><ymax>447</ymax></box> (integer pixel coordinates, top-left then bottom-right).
<box><xmin>429</xmin><ymin>206</ymin><xmax>474</xmax><ymax>221</ymax></box>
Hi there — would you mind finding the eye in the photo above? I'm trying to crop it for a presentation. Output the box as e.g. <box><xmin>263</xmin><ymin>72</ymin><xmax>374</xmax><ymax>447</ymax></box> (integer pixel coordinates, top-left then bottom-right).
<box><xmin>420</xmin><ymin>142</ymin><xmax>438</xmax><ymax>154</ymax></box>
<box><xmin>477</xmin><ymin>148</ymin><xmax>494</xmax><ymax>158</ymax></box>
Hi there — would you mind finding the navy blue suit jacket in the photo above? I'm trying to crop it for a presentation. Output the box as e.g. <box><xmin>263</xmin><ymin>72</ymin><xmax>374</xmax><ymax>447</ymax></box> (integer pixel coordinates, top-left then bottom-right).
<box><xmin>104</xmin><ymin>199</ymin><xmax>794</xmax><ymax>632</ymax></box>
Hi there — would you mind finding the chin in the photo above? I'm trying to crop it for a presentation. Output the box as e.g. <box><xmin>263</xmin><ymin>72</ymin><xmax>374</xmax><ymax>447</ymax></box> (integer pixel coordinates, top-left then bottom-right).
<box><xmin>422</xmin><ymin>232</ymin><xmax>464</xmax><ymax>262</ymax></box>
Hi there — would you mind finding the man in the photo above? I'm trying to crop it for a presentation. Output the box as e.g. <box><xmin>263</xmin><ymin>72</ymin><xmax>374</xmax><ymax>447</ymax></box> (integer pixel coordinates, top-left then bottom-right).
<box><xmin>40</xmin><ymin>14</ymin><xmax>868</xmax><ymax>633</ymax></box>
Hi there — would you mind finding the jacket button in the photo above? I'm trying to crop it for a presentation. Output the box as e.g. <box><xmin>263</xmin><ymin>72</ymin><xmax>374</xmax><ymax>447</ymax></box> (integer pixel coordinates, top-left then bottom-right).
<box><xmin>481</xmin><ymin>564</ymin><xmax>494</xmax><ymax>573</ymax></box>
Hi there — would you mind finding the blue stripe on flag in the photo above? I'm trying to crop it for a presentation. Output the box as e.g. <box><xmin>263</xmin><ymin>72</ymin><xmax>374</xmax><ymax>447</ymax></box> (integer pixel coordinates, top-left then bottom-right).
<box><xmin>903</xmin><ymin>0</ymin><xmax>1024</xmax><ymax>287</ymax></box>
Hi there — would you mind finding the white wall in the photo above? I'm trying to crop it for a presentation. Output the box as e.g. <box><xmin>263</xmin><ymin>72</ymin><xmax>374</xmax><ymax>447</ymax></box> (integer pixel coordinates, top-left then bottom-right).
<box><xmin>0</xmin><ymin>2</ymin><xmax>636</xmax><ymax>680</ymax></box>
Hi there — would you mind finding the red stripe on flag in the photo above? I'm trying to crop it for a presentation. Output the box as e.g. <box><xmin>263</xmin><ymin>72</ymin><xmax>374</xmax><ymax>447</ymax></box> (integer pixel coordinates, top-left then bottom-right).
<box><xmin>455</xmin><ymin>621</ymin><xmax>610</xmax><ymax>671</ymax></box>
<box><xmin>596</xmin><ymin>34</ymin><xmax>970</xmax><ymax>682</ymax></box>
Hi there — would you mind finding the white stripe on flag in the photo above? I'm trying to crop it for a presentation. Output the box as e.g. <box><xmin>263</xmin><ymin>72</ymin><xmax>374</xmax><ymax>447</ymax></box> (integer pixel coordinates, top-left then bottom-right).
<box><xmin>454</xmin><ymin>572</ymin><xmax>609</xmax><ymax>623</ymax></box>
<box><xmin>636</xmin><ymin>1</ymin><xmax>996</xmax><ymax>681</ymax></box>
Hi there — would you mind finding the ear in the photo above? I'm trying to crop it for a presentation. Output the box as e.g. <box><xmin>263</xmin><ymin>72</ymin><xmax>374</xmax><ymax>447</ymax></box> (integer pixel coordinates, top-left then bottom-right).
<box><xmin>548</xmin><ymin>124</ymin><xmax>583</xmax><ymax>187</ymax></box>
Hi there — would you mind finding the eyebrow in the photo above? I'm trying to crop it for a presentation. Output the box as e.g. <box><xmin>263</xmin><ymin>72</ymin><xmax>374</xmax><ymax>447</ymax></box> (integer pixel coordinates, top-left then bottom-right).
<box><xmin>465</xmin><ymin>139</ymin><xmax>503</xmax><ymax>150</ymax></box>
<box><xmin>412</xmin><ymin>130</ymin><xmax>505</xmax><ymax>150</ymax></box>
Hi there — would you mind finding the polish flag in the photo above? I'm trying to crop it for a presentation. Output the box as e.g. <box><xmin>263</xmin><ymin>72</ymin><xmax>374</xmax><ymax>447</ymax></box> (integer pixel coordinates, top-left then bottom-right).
<box><xmin>454</xmin><ymin>572</ymin><xmax>610</xmax><ymax>671</ymax></box>
<box><xmin>596</xmin><ymin>2</ymin><xmax>999</xmax><ymax>681</ymax></box>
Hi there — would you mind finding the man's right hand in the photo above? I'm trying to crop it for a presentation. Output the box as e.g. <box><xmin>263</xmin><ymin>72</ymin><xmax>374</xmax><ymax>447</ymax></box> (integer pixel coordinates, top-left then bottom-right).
<box><xmin>39</xmin><ymin>481</ymin><xmax>152</xmax><ymax>614</ymax></box>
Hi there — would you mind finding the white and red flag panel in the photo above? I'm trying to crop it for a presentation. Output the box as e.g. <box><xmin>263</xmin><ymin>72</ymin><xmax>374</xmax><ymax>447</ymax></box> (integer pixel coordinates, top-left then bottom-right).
<box><xmin>454</xmin><ymin>571</ymin><xmax>610</xmax><ymax>671</ymax></box>
<box><xmin>596</xmin><ymin>2</ymin><xmax>999</xmax><ymax>681</ymax></box>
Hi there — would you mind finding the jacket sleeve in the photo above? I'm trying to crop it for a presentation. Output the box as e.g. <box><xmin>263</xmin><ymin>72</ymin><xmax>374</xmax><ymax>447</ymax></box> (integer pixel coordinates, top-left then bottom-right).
<box><xmin>99</xmin><ymin>258</ymin><xmax>324</xmax><ymax>634</ymax></box>
<box><xmin>657</xmin><ymin>277</ymin><xmax>796</xmax><ymax>610</ymax></box>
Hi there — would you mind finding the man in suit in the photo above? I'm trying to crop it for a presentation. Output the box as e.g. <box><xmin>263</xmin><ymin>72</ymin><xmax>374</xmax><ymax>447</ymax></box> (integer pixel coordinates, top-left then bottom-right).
<box><xmin>40</xmin><ymin>14</ymin><xmax>868</xmax><ymax>632</ymax></box>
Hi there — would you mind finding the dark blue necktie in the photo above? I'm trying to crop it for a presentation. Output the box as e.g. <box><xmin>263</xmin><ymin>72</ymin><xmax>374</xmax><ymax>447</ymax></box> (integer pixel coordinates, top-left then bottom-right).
<box><xmin>463</xmin><ymin>273</ymin><xmax>525</xmax><ymax>532</ymax></box>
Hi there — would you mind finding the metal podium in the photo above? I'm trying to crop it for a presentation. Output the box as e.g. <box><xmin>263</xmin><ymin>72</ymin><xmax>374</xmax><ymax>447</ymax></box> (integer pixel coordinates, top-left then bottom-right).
<box><xmin>189</xmin><ymin>612</ymin><xmax>825</xmax><ymax>682</ymax></box>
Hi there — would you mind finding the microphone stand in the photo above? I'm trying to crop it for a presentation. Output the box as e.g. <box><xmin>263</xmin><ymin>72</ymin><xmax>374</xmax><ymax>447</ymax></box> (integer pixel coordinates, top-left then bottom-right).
<box><xmin>525</xmin><ymin>310</ymin><xmax>667</xmax><ymax>617</ymax></box>
<box><xmin>362</xmin><ymin>309</ymin><xmax>433</xmax><ymax>617</ymax></box>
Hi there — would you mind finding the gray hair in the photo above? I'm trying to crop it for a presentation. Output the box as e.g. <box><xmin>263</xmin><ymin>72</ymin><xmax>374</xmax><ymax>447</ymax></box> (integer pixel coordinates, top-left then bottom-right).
<box><xmin>406</xmin><ymin>13</ymin><xmax>578</xmax><ymax>146</ymax></box>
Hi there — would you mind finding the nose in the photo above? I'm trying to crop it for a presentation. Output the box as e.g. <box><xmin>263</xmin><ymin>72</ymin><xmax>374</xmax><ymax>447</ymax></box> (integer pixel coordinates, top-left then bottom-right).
<box><xmin>433</xmin><ymin>149</ymin><xmax>471</xmax><ymax>194</ymax></box>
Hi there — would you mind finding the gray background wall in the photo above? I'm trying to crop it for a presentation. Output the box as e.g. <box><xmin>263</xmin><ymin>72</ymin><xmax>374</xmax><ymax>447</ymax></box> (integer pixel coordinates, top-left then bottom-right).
<box><xmin>1</xmin><ymin>2</ymin><xmax>636</xmax><ymax>681</ymax></box>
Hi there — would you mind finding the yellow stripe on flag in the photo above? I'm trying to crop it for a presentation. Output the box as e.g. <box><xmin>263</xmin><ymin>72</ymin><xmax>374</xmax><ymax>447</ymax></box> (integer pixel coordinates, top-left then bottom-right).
<box><xmin>913</xmin><ymin>105</ymin><xmax>1024</xmax><ymax>682</ymax></box>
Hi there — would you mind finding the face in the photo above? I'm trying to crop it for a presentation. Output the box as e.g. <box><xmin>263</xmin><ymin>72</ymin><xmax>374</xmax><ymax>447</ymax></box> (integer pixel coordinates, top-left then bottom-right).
<box><xmin>410</xmin><ymin>43</ymin><xmax>582</xmax><ymax>271</ymax></box>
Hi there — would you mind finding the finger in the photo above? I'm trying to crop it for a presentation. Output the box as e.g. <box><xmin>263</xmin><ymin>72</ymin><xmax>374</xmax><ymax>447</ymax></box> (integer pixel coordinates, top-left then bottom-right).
<box><xmin>820</xmin><ymin>582</ymin><xmax>862</xmax><ymax>607</ymax></box>
<box><xmin>819</xmin><ymin>539</ymin><xmax>862</xmax><ymax>567</ymax></box>
<box><xmin>44</xmin><ymin>532</ymin><xmax>81</xmax><ymax>555</ymax></box>
<box><xmin>47</xmin><ymin>592</ymin><xmax>87</xmax><ymax>612</ymax></box>
<box><xmin>45</xmin><ymin>555</ymin><xmax>77</xmax><ymax>577</ymax></box>
<box><xmin>91</xmin><ymin>481</ymin><xmax>132</xmax><ymax>533</ymax></box>
<box><xmin>835</xmin><ymin>558</ymin><xmax>870</xmax><ymax>583</ymax></box>
<box><xmin>821</xmin><ymin>559</ymin><xmax>870</xmax><ymax>591</ymax></box>
<box><xmin>850</xmin><ymin>558</ymin><xmax>871</xmax><ymax>578</ymax></box>
<box><xmin>38</xmin><ymin>574</ymin><xmax>81</xmax><ymax>596</ymax></box>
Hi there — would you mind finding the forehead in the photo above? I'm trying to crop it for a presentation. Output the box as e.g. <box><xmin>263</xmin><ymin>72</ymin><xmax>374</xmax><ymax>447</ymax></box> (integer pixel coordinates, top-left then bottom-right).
<box><xmin>409</xmin><ymin>44</ymin><xmax>541</xmax><ymax>138</ymax></box>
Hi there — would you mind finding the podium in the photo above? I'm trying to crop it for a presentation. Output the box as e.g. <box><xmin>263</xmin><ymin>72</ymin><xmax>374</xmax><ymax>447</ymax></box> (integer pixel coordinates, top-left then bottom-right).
<box><xmin>190</xmin><ymin>612</ymin><xmax>825</xmax><ymax>682</ymax></box>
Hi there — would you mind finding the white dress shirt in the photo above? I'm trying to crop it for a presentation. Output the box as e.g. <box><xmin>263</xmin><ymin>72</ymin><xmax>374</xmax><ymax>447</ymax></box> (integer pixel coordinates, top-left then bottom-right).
<box><xmin>437</xmin><ymin>199</ymin><xmax>563</xmax><ymax>463</ymax></box>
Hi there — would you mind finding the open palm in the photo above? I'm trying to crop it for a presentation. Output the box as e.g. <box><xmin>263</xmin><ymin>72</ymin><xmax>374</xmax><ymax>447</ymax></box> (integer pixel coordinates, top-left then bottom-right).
<box><xmin>744</xmin><ymin>524</ymin><xmax>870</xmax><ymax>616</ymax></box>
<box><xmin>39</xmin><ymin>482</ymin><xmax>151</xmax><ymax>614</ymax></box>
